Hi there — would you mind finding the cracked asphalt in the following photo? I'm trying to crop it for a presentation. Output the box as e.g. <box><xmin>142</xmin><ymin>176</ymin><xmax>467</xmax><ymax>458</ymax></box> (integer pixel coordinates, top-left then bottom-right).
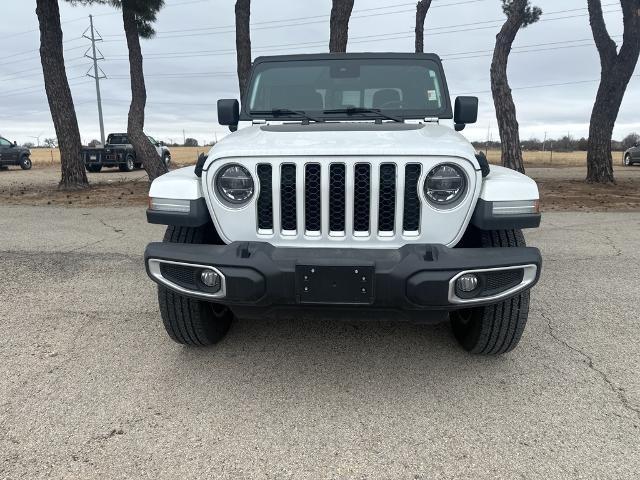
<box><xmin>1</xmin><ymin>206</ymin><xmax>639</xmax><ymax>479</ymax></box>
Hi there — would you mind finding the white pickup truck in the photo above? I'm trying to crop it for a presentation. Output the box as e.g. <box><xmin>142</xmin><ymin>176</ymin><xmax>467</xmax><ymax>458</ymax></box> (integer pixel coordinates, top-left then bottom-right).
<box><xmin>144</xmin><ymin>53</ymin><xmax>542</xmax><ymax>355</ymax></box>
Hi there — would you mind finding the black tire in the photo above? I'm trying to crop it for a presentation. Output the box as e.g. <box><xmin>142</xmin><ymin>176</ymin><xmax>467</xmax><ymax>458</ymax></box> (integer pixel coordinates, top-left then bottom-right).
<box><xmin>624</xmin><ymin>155</ymin><xmax>632</xmax><ymax>166</ymax></box>
<box><xmin>157</xmin><ymin>225</ymin><xmax>233</xmax><ymax>346</ymax></box>
<box><xmin>134</xmin><ymin>162</ymin><xmax>143</xmax><ymax>169</ymax></box>
<box><xmin>451</xmin><ymin>229</ymin><xmax>531</xmax><ymax>355</ymax></box>
<box><xmin>119</xmin><ymin>155</ymin><xmax>135</xmax><ymax>172</ymax></box>
<box><xmin>19</xmin><ymin>155</ymin><xmax>32</xmax><ymax>170</ymax></box>
<box><xmin>86</xmin><ymin>164</ymin><xmax>102</xmax><ymax>173</ymax></box>
<box><xmin>162</xmin><ymin>153</ymin><xmax>171</xmax><ymax>168</ymax></box>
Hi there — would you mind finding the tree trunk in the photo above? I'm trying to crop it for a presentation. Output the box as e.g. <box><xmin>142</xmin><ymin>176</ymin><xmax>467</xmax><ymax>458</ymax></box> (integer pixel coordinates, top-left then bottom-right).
<box><xmin>415</xmin><ymin>0</ymin><xmax>432</xmax><ymax>53</ymax></box>
<box><xmin>235</xmin><ymin>0</ymin><xmax>252</xmax><ymax>101</ymax></box>
<box><xmin>586</xmin><ymin>0</ymin><xmax>640</xmax><ymax>184</ymax></box>
<box><xmin>329</xmin><ymin>0</ymin><xmax>354</xmax><ymax>53</ymax></box>
<box><xmin>122</xmin><ymin>3</ymin><xmax>168</xmax><ymax>182</ymax></box>
<box><xmin>36</xmin><ymin>0</ymin><xmax>88</xmax><ymax>190</ymax></box>
<box><xmin>490</xmin><ymin>4</ymin><xmax>526</xmax><ymax>173</ymax></box>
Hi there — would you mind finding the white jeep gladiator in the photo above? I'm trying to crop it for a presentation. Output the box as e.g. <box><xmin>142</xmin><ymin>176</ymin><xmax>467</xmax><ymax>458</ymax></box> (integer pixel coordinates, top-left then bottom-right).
<box><xmin>144</xmin><ymin>53</ymin><xmax>542</xmax><ymax>355</ymax></box>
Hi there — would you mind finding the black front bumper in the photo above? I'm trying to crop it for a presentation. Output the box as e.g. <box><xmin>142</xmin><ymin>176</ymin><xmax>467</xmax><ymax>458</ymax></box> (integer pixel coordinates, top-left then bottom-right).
<box><xmin>144</xmin><ymin>242</ymin><xmax>541</xmax><ymax>312</ymax></box>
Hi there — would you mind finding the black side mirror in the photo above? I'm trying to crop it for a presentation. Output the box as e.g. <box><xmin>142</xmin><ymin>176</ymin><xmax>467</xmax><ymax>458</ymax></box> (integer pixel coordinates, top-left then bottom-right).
<box><xmin>454</xmin><ymin>96</ymin><xmax>478</xmax><ymax>132</ymax></box>
<box><xmin>217</xmin><ymin>99</ymin><xmax>239</xmax><ymax>132</ymax></box>
<box><xmin>12</xmin><ymin>141</ymin><xmax>17</xmax><ymax>146</ymax></box>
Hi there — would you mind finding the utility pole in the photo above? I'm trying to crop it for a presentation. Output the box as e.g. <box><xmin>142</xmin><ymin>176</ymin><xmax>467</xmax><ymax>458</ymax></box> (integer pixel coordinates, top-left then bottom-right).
<box><xmin>183</xmin><ymin>129</ymin><xmax>186</xmax><ymax>146</ymax></box>
<box><xmin>542</xmin><ymin>131</ymin><xmax>547</xmax><ymax>152</ymax></box>
<box><xmin>84</xmin><ymin>15</ymin><xmax>106</xmax><ymax>146</ymax></box>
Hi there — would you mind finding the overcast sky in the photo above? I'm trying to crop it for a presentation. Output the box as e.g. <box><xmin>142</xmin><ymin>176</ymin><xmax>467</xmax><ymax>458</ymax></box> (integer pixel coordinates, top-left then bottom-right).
<box><xmin>0</xmin><ymin>0</ymin><xmax>637</xmax><ymax>145</ymax></box>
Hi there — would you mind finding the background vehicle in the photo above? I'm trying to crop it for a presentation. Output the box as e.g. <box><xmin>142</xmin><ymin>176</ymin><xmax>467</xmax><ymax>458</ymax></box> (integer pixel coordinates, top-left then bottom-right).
<box><xmin>143</xmin><ymin>53</ymin><xmax>542</xmax><ymax>355</ymax></box>
<box><xmin>83</xmin><ymin>133</ymin><xmax>171</xmax><ymax>172</ymax></box>
<box><xmin>0</xmin><ymin>136</ymin><xmax>32</xmax><ymax>170</ymax></box>
<box><xmin>623</xmin><ymin>143</ymin><xmax>639</xmax><ymax>166</ymax></box>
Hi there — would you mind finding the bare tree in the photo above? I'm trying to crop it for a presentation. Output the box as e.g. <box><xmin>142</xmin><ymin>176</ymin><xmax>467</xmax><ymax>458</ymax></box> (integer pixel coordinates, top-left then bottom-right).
<box><xmin>621</xmin><ymin>132</ymin><xmax>640</xmax><ymax>150</ymax></box>
<box><xmin>586</xmin><ymin>0</ymin><xmax>640</xmax><ymax>184</ymax></box>
<box><xmin>415</xmin><ymin>0</ymin><xmax>432</xmax><ymax>53</ymax></box>
<box><xmin>70</xmin><ymin>0</ymin><xmax>168</xmax><ymax>181</ymax></box>
<box><xmin>490</xmin><ymin>0</ymin><xmax>541</xmax><ymax>173</ymax></box>
<box><xmin>235</xmin><ymin>0</ymin><xmax>252</xmax><ymax>101</ymax></box>
<box><xmin>120</xmin><ymin>0</ymin><xmax>168</xmax><ymax>181</ymax></box>
<box><xmin>36</xmin><ymin>0</ymin><xmax>89</xmax><ymax>190</ymax></box>
<box><xmin>329</xmin><ymin>0</ymin><xmax>355</xmax><ymax>53</ymax></box>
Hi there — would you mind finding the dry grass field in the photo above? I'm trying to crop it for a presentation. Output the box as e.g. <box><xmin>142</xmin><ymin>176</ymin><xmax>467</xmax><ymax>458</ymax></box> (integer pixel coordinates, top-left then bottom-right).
<box><xmin>29</xmin><ymin>147</ymin><xmax>628</xmax><ymax>169</ymax></box>
<box><xmin>28</xmin><ymin>146</ymin><xmax>209</xmax><ymax>167</ymax></box>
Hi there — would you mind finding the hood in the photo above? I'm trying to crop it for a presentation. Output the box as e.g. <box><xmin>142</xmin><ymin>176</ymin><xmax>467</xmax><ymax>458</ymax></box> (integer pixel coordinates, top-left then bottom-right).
<box><xmin>206</xmin><ymin>122</ymin><xmax>478</xmax><ymax>169</ymax></box>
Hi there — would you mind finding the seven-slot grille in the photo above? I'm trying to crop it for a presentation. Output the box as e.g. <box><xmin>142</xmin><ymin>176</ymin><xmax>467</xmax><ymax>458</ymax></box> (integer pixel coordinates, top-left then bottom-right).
<box><xmin>255</xmin><ymin>162</ymin><xmax>422</xmax><ymax>238</ymax></box>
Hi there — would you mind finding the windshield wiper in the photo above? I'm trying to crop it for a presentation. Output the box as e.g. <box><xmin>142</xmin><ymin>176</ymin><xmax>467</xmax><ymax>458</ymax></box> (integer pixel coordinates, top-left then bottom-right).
<box><xmin>322</xmin><ymin>107</ymin><xmax>403</xmax><ymax>123</ymax></box>
<box><xmin>251</xmin><ymin>109</ymin><xmax>324</xmax><ymax>123</ymax></box>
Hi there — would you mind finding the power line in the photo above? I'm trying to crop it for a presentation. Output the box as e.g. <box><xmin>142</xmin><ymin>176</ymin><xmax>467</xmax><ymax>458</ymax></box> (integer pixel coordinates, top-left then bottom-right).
<box><xmin>453</xmin><ymin>74</ymin><xmax>640</xmax><ymax>96</ymax></box>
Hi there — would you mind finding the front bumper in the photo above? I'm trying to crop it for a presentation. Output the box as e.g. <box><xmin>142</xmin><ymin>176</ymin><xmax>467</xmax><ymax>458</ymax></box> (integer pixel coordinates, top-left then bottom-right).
<box><xmin>144</xmin><ymin>242</ymin><xmax>541</xmax><ymax>311</ymax></box>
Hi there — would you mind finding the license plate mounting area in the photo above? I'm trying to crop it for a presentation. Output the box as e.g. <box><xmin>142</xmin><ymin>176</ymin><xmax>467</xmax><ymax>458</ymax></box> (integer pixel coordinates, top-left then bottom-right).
<box><xmin>296</xmin><ymin>265</ymin><xmax>375</xmax><ymax>305</ymax></box>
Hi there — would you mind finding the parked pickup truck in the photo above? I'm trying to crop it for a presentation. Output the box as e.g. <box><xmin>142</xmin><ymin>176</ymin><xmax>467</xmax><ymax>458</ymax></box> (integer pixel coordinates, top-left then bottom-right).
<box><xmin>83</xmin><ymin>133</ymin><xmax>171</xmax><ymax>172</ymax></box>
<box><xmin>0</xmin><ymin>136</ymin><xmax>32</xmax><ymax>170</ymax></box>
<box><xmin>143</xmin><ymin>53</ymin><xmax>542</xmax><ymax>355</ymax></box>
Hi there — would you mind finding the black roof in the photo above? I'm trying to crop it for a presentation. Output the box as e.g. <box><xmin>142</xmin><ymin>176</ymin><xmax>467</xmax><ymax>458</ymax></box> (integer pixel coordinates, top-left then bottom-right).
<box><xmin>253</xmin><ymin>52</ymin><xmax>443</xmax><ymax>64</ymax></box>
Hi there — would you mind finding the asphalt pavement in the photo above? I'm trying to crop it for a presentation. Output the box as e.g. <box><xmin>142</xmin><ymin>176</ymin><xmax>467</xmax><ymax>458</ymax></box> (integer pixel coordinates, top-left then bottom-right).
<box><xmin>1</xmin><ymin>206</ymin><xmax>639</xmax><ymax>479</ymax></box>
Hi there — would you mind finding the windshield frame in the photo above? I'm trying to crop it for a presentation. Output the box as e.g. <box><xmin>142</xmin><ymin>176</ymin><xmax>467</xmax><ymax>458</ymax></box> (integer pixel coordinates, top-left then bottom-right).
<box><xmin>240</xmin><ymin>53</ymin><xmax>453</xmax><ymax>122</ymax></box>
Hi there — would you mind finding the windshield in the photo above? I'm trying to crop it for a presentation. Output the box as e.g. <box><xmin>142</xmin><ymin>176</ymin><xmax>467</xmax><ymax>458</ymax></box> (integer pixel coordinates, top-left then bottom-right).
<box><xmin>246</xmin><ymin>57</ymin><xmax>449</xmax><ymax>120</ymax></box>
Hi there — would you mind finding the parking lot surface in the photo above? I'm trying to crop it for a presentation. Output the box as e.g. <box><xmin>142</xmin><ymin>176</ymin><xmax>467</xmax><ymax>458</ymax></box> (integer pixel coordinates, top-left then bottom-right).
<box><xmin>1</xmin><ymin>206</ymin><xmax>639</xmax><ymax>479</ymax></box>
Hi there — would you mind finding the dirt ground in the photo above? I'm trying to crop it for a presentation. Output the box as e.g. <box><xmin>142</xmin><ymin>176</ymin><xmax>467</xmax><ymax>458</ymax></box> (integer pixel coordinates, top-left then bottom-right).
<box><xmin>1</xmin><ymin>164</ymin><xmax>639</xmax><ymax>211</ymax></box>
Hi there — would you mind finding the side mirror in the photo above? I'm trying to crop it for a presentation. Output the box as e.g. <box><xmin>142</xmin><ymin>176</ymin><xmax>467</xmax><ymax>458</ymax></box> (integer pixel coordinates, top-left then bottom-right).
<box><xmin>12</xmin><ymin>141</ymin><xmax>17</xmax><ymax>146</ymax></box>
<box><xmin>217</xmin><ymin>99</ymin><xmax>239</xmax><ymax>132</ymax></box>
<box><xmin>159</xmin><ymin>141</ymin><xmax>164</xmax><ymax>147</ymax></box>
<box><xmin>454</xmin><ymin>96</ymin><xmax>478</xmax><ymax>132</ymax></box>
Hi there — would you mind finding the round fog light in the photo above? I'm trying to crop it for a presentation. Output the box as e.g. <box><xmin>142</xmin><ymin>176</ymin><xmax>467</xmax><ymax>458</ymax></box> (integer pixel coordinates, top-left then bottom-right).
<box><xmin>456</xmin><ymin>274</ymin><xmax>479</xmax><ymax>293</ymax></box>
<box><xmin>200</xmin><ymin>270</ymin><xmax>221</xmax><ymax>290</ymax></box>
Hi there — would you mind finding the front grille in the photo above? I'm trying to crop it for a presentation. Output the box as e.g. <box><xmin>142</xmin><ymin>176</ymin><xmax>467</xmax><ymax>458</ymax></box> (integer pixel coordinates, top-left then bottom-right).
<box><xmin>353</xmin><ymin>164</ymin><xmax>371</xmax><ymax>232</ymax></box>
<box><xmin>378</xmin><ymin>164</ymin><xmax>396</xmax><ymax>232</ymax></box>
<box><xmin>329</xmin><ymin>164</ymin><xmax>346</xmax><ymax>232</ymax></box>
<box><xmin>305</xmin><ymin>164</ymin><xmax>321</xmax><ymax>232</ymax></box>
<box><xmin>403</xmin><ymin>164</ymin><xmax>421</xmax><ymax>232</ymax></box>
<box><xmin>280</xmin><ymin>164</ymin><xmax>297</xmax><ymax>232</ymax></box>
<box><xmin>257</xmin><ymin>165</ymin><xmax>273</xmax><ymax>231</ymax></box>
<box><xmin>255</xmin><ymin>162</ymin><xmax>429</xmax><ymax>239</ymax></box>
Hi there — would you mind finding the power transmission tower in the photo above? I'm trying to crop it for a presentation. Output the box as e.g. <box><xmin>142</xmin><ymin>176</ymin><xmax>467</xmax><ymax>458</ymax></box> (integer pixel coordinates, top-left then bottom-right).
<box><xmin>83</xmin><ymin>15</ymin><xmax>106</xmax><ymax>146</ymax></box>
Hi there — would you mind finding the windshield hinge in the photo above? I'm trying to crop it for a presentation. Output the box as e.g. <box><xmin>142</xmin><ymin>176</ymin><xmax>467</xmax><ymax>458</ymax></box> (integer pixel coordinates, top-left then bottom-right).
<box><xmin>252</xmin><ymin>119</ymin><xmax>267</xmax><ymax>125</ymax></box>
<box><xmin>423</xmin><ymin>117</ymin><xmax>439</xmax><ymax>123</ymax></box>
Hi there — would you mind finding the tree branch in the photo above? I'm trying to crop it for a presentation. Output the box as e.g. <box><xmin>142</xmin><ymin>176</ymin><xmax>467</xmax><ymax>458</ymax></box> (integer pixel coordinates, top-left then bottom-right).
<box><xmin>587</xmin><ymin>0</ymin><xmax>618</xmax><ymax>67</ymax></box>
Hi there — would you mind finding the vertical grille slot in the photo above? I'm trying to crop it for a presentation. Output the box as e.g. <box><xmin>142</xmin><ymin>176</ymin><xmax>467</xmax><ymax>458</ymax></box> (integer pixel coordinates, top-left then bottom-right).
<box><xmin>353</xmin><ymin>164</ymin><xmax>371</xmax><ymax>233</ymax></box>
<box><xmin>329</xmin><ymin>164</ymin><xmax>346</xmax><ymax>233</ymax></box>
<box><xmin>280</xmin><ymin>164</ymin><xmax>297</xmax><ymax>232</ymax></box>
<box><xmin>378</xmin><ymin>164</ymin><xmax>396</xmax><ymax>233</ymax></box>
<box><xmin>305</xmin><ymin>163</ymin><xmax>321</xmax><ymax>233</ymax></box>
<box><xmin>403</xmin><ymin>164</ymin><xmax>421</xmax><ymax>233</ymax></box>
<box><xmin>256</xmin><ymin>164</ymin><xmax>273</xmax><ymax>231</ymax></box>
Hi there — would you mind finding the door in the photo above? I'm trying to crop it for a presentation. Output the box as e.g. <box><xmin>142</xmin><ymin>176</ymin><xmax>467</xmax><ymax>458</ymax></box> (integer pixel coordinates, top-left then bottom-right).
<box><xmin>147</xmin><ymin>136</ymin><xmax>162</xmax><ymax>156</ymax></box>
<box><xmin>0</xmin><ymin>137</ymin><xmax>16</xmax><ymax>164</ymax></box>
<box><xmin>632</xmin><ymin>146</ymin><xmax>640</xmax><ymax>160</ymax></box>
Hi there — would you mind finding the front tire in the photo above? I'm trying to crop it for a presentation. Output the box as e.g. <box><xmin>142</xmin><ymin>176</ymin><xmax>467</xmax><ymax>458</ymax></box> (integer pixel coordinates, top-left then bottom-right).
<box><xmin>451</xmin><ymin>229</ymin><xmax>531</xmax><ymax>355</ymax></box>
<box><xmin>86</xmin><ymin>164</ymin><xmax>102</xmax><ymax>173</ymax></box>
<box><xmin>624</xmin><ymin>155</ymin><xmax>632</xmax><ymax>166</ymax></box>
<box><xmin>157</xmin><ymin>225</ymin><xmax>233</xmax><ymax>346</ymax></box>
<box><xmin>19</xmin><ymin>156</ymin><xmax>32</xmax><ymax>170</ymax></box>
<box><xmin>162</xmin><ymin>153</ymin><xmax>171</xmax><ymax>168</ymax></box>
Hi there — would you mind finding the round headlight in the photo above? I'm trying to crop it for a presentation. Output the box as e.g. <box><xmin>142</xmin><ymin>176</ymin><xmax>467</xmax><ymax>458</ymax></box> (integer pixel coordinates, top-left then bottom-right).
<box><xmin>424</xmin><ymin>164</ymin><xmax>466</xmax><ymax>207</ymax></box>
<box><xmin>216</xmin><ymin>164</ymin><xmax>254</xmax><ymax>205</ymax></box>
